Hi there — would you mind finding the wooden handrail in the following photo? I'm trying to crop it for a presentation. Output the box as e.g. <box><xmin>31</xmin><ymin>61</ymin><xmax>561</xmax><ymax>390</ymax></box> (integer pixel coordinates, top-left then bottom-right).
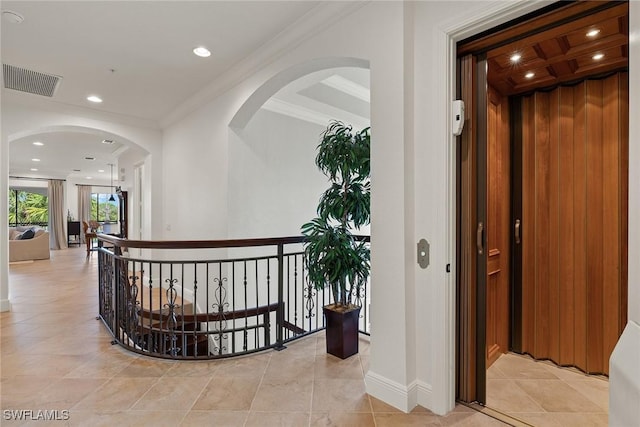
<box><xmin>140</xmin><ymin>302</ymin><xmax>283</xmax><ymax>323</ymax></box>
<box><xmin>97</xmin><ymin>234</ymin><xmax>370</xmax><ymax>250</ymax></box>
<box><xmin>97</xmin><ymin>233</ymin><xmax>372</xmax><ymax>358</ymax></box>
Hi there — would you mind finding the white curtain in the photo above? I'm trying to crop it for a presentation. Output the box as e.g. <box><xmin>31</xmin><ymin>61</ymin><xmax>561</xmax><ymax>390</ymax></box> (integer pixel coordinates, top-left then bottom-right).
<box><xmin>48</xmin><ymin>179</ymin><xmax>67</xmax><ymax>250</ymax></box>
<box><xmin>78</xmin><ymin>185</ymin><xmax>92</xmax><ymax>244</ymax></box>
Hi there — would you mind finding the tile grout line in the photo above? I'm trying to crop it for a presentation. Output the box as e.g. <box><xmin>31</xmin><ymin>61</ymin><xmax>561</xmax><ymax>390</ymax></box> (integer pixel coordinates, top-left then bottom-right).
<box><xmin>173</xmin><ymin>369</ymin><xmax>215</xmax><ymax>426</ymax></box>
<box><xmin>244</xmin><ymin>349</ymin><xmax>272</xmax><ymax>427</ymax></box>
<box><xmin>307</xmin><ymin>335</ymin><xmax>318</xmax><ymax>427</ymax></box>
<box><xmin>487</xmin><ymin>353</ymin><xmax>609</xmax><ymax>423</ymax></box>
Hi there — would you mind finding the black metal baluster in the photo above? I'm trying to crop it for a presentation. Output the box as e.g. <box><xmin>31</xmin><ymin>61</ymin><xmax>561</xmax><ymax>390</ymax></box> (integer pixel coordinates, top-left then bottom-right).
<box><xmin>275</xmin><ymin>244</ymin><xmax>284</xmax><ymax>350</ymax></box>
<box><xmin>254</xmin><ymin>259</ymin><xmax>258</xmax><ymax>350</ymax></box>
<box><xmin>231</xmin><ymin>261</ymin><xmax>236</xmax><ymax>354</ymax></box>
<box><xmin>192</xmin><ymin>263</ymin><xmax>198</xmax><ymax>357</ymax></box>
<box><xmin>180</xmin><ymin>263</ymin><xmax>186</xmax><ymax>357</ymax></box>
<box><xmin>243</xmin><ymin>261</ymin><xmax>248</xmax><ymax>352</ymax></box>
<box><xmin>206</xmin><ymin>263</ymin><xmax>210</xmax><ymax>356</ymax></box>
<box><xmin>212</xmin><ymin>262</ymin><xmax>227</xmax><ymax>355</ymax></box>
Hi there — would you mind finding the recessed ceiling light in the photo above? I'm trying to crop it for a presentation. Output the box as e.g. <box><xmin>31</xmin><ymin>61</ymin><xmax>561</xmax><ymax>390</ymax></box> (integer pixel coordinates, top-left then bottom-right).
<box><xmin>101</xmin><ymin>139</ymin><xmax>114</xmax><ymax>144</ymax></box>
<box><xmin>85</xmin><ymin>156</ymin><xmax>96</xmax><ymax>161</ymax></box>
<box><xmin>31</xmin><ymin>158</ymin><xmax>40</xmax><ymax>162</ymax></box>
<box><xmin>525</xmin><ymin>72</ymin><xmax>535</xmax><ymax>79</ymax></box>
<box><xmin>87</xmin><ymin>95</ymin><xmax>103</xmax><ymax>103</ymax></box>
<box><xmin>86</xmin><ymin>177</ymin><xmax>93</xmax><ymax>180</ymax></box>
<box><xmin>73</xmin><ymin>169</ymin><xmax>81</xmax><ymax>172</ymax></box>
<box><xmin>193</xmin><ymin>46</ymin><xmax>211</xmax><ymax>57</ymax></box>
<box><xmin>586</xmin><ymin>29</ymin><xmax>600</xmax><ymax>38</ymax></box>
<box><xmin>2</xmin><ymin>10</ymin><xmax>24</xmax><ymax>24</ymax></box>
<box><xmin>98</xmin><ymin>169</ymin><xmax>105</xmax><ymax>173</ymax></box>
<box><xmin>30</xmin><ymin>168</ymin><xmax>38</xmax><ymax>172</ymax></box>
<box><xmin>510</xmin><ymin>53</ymin><xmax>522</xmax><ymax>63</ymax></box>
<box><xmin>592</xmin><ymin>53</ymin><xmax>605</xmax><ymax>60</ymax></box>
<box><xmin>32</xmin><ymin>141</ymin><xmax>44</xmax><ymax>146</ymax></box>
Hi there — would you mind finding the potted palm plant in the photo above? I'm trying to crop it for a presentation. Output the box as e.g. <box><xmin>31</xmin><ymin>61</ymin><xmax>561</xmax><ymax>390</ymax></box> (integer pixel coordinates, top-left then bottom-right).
<box><xmin>302</xmin><ymin>120</ymin><xmax>370</xmax><ymax>359</ymax></box>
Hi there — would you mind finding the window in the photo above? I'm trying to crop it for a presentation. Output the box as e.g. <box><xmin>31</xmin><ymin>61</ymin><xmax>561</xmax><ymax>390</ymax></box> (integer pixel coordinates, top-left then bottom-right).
<box><xmin>8</xmin><ymin>189</ymin><xmax>48</xmax><ymax>227</ymax></box>
<box><xmin>90</xmin><ymin>193</ymin><xmax>119</xmax><ymax>222</ymax></box>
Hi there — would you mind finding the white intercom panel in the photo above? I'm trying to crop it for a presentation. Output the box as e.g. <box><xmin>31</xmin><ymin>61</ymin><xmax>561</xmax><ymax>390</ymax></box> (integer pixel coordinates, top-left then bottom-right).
<box><xmin>452</xmin><ymin>100</ymin><xmax>465</xmax><ymax>136</ymax></box>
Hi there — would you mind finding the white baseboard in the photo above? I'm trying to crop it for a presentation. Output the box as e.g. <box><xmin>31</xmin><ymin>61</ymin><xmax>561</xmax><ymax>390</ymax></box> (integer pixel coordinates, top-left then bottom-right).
<box><xmin>365</xmin><ymin>371</ymin><xmax>432</xmax><ymax>413</ymax></box>
<box><xmin>416</xmin><ymin>380</ymin><xmax>433</xmax><ymax>410</ymax></box>
<box><xmin>0</xmin><ymin>298</ymin><xmax>11</xmax><ymax>312</ymax></box>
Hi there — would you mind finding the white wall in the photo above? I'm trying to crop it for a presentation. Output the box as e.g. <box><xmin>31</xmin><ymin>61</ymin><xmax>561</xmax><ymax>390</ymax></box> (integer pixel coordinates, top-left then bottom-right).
<box><xmin>228</xmin><ymin>109</ymin><xmax>327</xmax><ymax>239</ymax></box>
<box><xmin>162</xmin><ymin>94</ymin><xmax>233</xmax><ymax>240</ymax></box>
<box><xmin>162</xmin><ymin>0</ymin><xmax>413</xmax><ymax>411</ymax></box>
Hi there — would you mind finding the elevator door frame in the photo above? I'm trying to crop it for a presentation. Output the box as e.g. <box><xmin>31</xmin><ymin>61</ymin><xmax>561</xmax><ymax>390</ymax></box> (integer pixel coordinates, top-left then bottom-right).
<box><xmin>454</xmin><ymin>1</ymin><xmax>629</xmax><ymax>405</ymax></box>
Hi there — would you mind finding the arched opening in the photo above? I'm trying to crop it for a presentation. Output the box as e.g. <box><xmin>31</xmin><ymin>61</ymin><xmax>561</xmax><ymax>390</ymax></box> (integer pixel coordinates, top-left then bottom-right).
<box><xmin>3</xmin><ymin>124</ymin><xmax>151</xmax><ymax>307</ymax></box>
<box><xmin>228</xmin><ymin>58</ymin><xmax>370</xmax><ymax>239</ymax></box>
<box><xmin>227</xmin><ymin>58</ymin><xmax>372</xmax><ymax>337</ymax></box>
<box><xmin>8</xmin><ymin>125</ymin><xmax>149</xmax><ymax>236</ymax></box>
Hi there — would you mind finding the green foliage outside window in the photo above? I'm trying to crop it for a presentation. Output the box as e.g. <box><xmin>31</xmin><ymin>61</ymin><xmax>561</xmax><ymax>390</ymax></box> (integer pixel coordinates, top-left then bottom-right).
<box><xmin>91</xmin><ymin>193</ymin><xmax>118</xmax><ymax>222</ymax></box>
<box><xmin>8</xmin><ymin>190</ymin><xmax>118</xmax><ymax>226</ymax></box>
<box><xmin>8</xmin><ymin>190</ymin><xmax>48</xmax><ymax>226</ymax></box>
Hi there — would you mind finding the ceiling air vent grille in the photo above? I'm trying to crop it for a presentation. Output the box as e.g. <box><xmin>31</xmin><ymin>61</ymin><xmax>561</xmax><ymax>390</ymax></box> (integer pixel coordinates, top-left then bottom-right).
<box><xmin>3</xmin><ymin>64</ymin><xmax>62</xmax><ymax>97</ymax></box>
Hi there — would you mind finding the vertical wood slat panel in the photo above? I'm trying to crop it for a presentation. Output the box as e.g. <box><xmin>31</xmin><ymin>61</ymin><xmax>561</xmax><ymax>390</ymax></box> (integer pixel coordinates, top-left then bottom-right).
<box><xmin>487</xmin><ymin>272</ymin><xmax>499</xmax><ymax>363</ymax></box>
<box><xmin>486</xmin><ymin>92</ymin><xmax>500</xmax><ymax>366</ymax></box>
<box><xmin>534</xmin><ymin>91</ymin><xmax>551</xmax><ymax>359</ymax></box>
<box><xmin>548</xmin><ymin>87</ymin><xmax>561</xmax><ymax>363</ymax></box>
<box><xmin>558</xmin><ymin>85</ymin><xmax>575</xmax><ymax>366</ymax></box>
<box><xmin>572</xmin><ymin>81</ymin><xmax>588</xmax><ymax>370</ymax></box>
<box><xmin>602</xmin><ymin>74</ymin><xmax>620</xmax><ymax>375</ymax></box>
<box><xmin>521</xmin><ymin>96</ymin><xmax>536</xmax><ymax>355</ymax></box>
<box><xmin>585</xmin><ymin>79</ymin><xmax>604</xmax><ymax>373</ymax></box>
<box><xmin>499</xmin><ymin>94</ymin><xmax>511</xmax><ymax>357</ymax></box>
<box><xmin>457</xmin><ymin>54</ymin><xmax>477</xmax><ymax>402</ymax></box>
<box><xmin>488</xmin><ymin>90</ymin><xmax>500</xmax><ymax>257</ymax></box>
<box><xmin>485</xmin><ymin>86</ymin><xmax>510</xmax><ymax>368</ymax></box>
<box><xmin>517</xmin><ymin>72</ymin><xmax>627</xmax><ymax>374</ymax></box>
<box><xmin>619</xmin><ymin>75</ymin><xmax>629</xmax><ymax>330</ymax></box>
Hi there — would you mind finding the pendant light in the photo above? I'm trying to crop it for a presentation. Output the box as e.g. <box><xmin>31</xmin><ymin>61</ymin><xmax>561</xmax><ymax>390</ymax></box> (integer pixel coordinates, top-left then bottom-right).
<box><xmin>108</xmin><ymin>163</ymin><xmax>116</xmax><ymax>202</ymax></box>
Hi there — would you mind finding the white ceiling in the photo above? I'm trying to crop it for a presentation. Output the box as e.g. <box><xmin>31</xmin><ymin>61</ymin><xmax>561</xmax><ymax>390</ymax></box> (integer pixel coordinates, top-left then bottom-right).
<box><xmin>1</xmin><ymin>1</ymin><xmax>321</xmax><ymax>121</ymax></box>
<box><xmin>265</xmin><ymin>67</ymin><xmax>370</xmax><ymax>131</ymax></box>
<box><xmin>9</xmin><ymin>131</ymin><xmax>133</xmax><ymax>183</ymax></box>
<box><xmin>2</xmin><ymin>1</ymin><xmax>369</xmax><ymax>183</ymax></box>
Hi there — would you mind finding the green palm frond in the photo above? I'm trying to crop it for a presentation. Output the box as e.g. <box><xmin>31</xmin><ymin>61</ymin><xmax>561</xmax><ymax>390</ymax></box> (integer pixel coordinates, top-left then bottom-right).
<box><xmin>302</xmin><ymin>121</ymin><xmax>371</xmax><ymax>307</ymax></box>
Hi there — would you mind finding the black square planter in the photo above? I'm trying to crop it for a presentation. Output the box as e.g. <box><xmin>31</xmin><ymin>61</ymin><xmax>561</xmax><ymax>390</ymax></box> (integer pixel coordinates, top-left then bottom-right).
<box><xmin>323</xmin><ymin>305</ymin><xmax>361</xmax><ymax>359</ymax></box>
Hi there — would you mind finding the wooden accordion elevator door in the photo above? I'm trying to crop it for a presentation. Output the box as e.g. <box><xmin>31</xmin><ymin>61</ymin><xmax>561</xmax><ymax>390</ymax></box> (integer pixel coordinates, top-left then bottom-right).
<box><xmin>511</xmin><ymin>71</ymin><xmax>628</xmax><ymax>375</ymax></box>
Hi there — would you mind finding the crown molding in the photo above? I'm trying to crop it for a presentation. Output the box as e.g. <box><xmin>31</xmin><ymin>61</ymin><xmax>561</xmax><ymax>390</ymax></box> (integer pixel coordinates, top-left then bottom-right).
<box><xmin>261</xmin><ymin>97</ymin><xmax>333</xmax><ymax>127</ymax></box>
<box><xmin>160</xmin><ymin>1</ymin><xmax>369</xmax><ymax>128</ymax></box>
<box><xmin>321</xmin><ymin>75</ymin><xmax>370</xmax><ymax>102</ymax></box>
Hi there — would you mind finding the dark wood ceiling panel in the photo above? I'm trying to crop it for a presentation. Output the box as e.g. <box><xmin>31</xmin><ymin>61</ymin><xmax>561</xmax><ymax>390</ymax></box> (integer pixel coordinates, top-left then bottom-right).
<box><xmin>564</xmin><ymin>16</ymin><xmax>622</xmax><ymax>47</ymax></box>
<box><xmin>573</xmin><ymin>46</ymin><xmax>627</xmax><ymax>73</ymax></box>
<box><xmin>537</xmin><ymin>38</ymin><xmax>566</xmax><ymax>59</ymax></box>
<box><xmin>457</xmin><ymin>1</ymin><xmax>617</xmax><ymax>56</ymax></box>
<box><xmin>482</xmin><ymin>2</ymin><xmax>628</xmax><ymax>96</ymax></box>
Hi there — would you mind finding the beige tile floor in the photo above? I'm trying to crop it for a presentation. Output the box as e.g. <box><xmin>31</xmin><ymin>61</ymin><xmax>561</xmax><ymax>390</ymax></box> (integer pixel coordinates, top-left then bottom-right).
<box><xmin>2</xmin><ymin>248</ymin><xmax>508</xmax><ymax>426</ymax></box>
<box><xmin>486</xmin><ymin>352</ymin><xmax>609</xmax><ymax>426</ymax></box>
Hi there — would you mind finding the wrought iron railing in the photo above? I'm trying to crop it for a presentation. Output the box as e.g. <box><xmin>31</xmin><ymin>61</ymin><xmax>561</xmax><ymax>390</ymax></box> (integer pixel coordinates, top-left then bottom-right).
<box><xmin>96</xmin><ymin>234</ymin><xmax>370</xmax><ymax>359</ymax></box>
